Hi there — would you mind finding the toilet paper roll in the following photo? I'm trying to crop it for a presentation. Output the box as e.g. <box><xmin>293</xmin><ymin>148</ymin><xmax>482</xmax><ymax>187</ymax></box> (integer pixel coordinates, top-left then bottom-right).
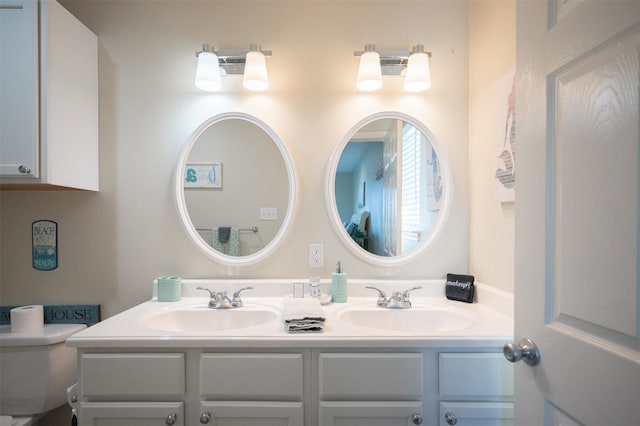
<box><xmin>10</xmin><ymin>305</ymin><xmax>44</xmax><ymax>333</ymax></box>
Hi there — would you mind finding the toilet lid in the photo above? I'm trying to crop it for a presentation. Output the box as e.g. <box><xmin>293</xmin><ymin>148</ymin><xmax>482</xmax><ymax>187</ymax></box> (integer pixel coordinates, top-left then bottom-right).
<box><xmin>0</xmin><ymin>324</ymin><xmax>86</xmax><ymax>346</ymax></box>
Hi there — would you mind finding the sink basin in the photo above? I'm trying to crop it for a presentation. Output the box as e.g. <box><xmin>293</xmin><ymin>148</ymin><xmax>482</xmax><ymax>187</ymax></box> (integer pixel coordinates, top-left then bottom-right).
<box><xmin>142</xmin><ymin>305</ymin><xmax>280</xmax><ymax>332</ymax></box>
<box><xmin>336</xmin><ymin>304</ymin><xmax>479</xmax><ymax>334</ymax></box>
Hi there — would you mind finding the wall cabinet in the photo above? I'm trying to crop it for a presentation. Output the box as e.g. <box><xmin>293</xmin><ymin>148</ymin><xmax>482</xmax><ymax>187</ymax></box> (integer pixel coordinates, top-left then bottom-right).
<box><xmin>0</xmin><ymin>0</ymin><xmax>98</xmax><ymax>190</ymax></box>
<box><xmin>71</xmin><ymin>348</ymin><xmax>513</xmax><ymax>426</ymax></box>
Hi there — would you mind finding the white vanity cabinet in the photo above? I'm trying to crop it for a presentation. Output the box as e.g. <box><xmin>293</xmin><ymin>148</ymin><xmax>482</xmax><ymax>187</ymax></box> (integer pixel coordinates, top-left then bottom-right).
<box><xmin>78</xmin><ymin>353</ymin><xmax>187</xmax><ymax>426</ymax></box>
<box><xmin>317</xmin><ymin>352</ymin><xmax>424</xmax><ymax>426</ymax></box>
<box><xmin>437</xmin><ymin>353</ymin><xmax>514</xmax><ymax>426</ymax></box>
<box><xmin>199</xmin><ymin>353</ymin><xmax>305</xmax><ymax>425</ymax></box>
<box><xmin>76</xmin><ymin>353</ymin><xmax>186</xmax><ymax>425</ymax></box>
<box><xmin>0</xmin><ymin>0</ymin><xmax>98</xmax><ymax>190</ymax></box>
<box><xmin>71</xmin><ymin>348</ymin><xmax>512</xmax><ymax>426</ymax></box>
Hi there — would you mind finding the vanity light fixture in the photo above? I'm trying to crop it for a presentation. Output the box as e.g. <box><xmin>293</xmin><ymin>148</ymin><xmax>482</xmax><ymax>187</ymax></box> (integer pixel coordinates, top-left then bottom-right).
<box><xmin>354</xmin><ymin>43</ymin><xmax>432</xmax><ymax>92</ymax></box>
<box><xmin>356</xmin><ymin>44</ymin><xmax>383</xmax><ymax>91</ymax></box>
<box><xmin>404</xmin><ymin>44</ymin><xmax>431</xmax><ymax>92</ymax></box>
<box><xmin>195</xmin><ymin>44</ymin><xmax>222</xmax><ymax>92</ymax></box>
<box><xmin>195</xmin><ymin>43</ymin><xmax>272</xmax><ymax>92</ymax></box>
<box><xmin>243</xmin><ymin>44</ymin><xmax>269</xmax><ymax>91</ymax></box>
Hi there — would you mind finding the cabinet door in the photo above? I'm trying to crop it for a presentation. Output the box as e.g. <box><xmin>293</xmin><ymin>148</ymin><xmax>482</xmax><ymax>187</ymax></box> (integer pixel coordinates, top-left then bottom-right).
<box><xmin>319</xmin><ymin>401</ymin><xmax>423</xmax><ymax>426</ymax></box>
<box><xmin>0</xmin><ymin>0</ymin><xmax>39</xmax><ymax>178</ymax></box>
<box><xmin>439</xmin><ymin>402</ymin><xmax>513</xmax><ymax>426</ymax></box>
<box><xmin>201</xmin><ymin>401</ymin><xmax>303</xmax><ymax>426</ymax></box>
<box><xmin>81</xmin><ymin>402</ymin><xmax>184</xmax><ymax>426</ymax></box>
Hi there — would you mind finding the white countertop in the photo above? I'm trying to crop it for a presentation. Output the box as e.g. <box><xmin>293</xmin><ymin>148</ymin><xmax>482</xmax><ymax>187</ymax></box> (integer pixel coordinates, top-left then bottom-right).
<box><xmin>67</xmin><ymin>279</ymin><xmax>513</xmax><ymax>349</ymax></box>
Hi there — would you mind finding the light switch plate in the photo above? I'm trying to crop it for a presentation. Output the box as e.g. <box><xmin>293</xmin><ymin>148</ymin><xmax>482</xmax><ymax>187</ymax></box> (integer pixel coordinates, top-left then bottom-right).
<box><xmin>259</xmin><ymin>207</ymin><xmax>278</xmax><ymax>220</ymax></box>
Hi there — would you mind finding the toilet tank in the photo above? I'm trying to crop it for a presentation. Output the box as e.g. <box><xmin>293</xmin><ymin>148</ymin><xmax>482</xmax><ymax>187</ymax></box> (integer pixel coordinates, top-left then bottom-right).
<box><xmin>0</xmin><ymin>324</ymin><xmax>86</xmax><ymax>416</ymax></box>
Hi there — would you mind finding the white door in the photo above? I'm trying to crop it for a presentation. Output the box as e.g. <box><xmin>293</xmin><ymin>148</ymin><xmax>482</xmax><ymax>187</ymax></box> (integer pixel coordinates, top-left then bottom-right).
<box><xmin>515</xmin><ymin>1</ymin><xmax>640</xmax><ymax>425</ymax></box>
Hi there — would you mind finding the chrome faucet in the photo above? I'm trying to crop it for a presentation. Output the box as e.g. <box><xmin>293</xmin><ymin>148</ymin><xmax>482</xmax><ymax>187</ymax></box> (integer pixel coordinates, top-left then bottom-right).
<box><xmin>365</xmin><ymin>285</ymin><xmax>423</xmax><ymax>309</ymax></box>
<box><xmin>197</xmin><ymin>286</ymin><xmax>253</xmax><ymax>309</ymax></box>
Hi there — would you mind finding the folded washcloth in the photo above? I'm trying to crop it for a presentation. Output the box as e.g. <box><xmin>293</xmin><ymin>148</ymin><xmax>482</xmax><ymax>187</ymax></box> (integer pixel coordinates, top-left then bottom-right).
<box><xmin>217</xmin><ymin>226</ymin><xmax>231</xmax><ymax>243</ymax></box>
<box><xmin>283</xmin><ymin>296</ymin><xmax>325</xmax><ymax>333</ymax></box>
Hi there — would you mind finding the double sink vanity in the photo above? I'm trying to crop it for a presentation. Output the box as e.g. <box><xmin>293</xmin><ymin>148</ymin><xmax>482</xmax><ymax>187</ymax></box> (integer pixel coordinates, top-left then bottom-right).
<box><xmin>65</xmin><ymin>111</ymin><xmax>512</xmax><ymax>425</ymax></box>
<box><xmin>66</xmin><ymin>279</ymin><xmax>514</xmax><ymax>426</ymax></box>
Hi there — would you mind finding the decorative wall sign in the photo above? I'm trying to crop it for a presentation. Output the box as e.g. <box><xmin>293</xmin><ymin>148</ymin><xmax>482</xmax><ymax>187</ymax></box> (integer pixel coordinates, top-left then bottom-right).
<box><xmin>184</xmin><ymin>163</ymin><xmax>222</xmax><ymax>188</ymax></box>
<box><xmin>0</xmin><ymin>304</ymin><xmax>101</xmax><ymax>325</ymax></box>
<box><xmin>32</xmin><ymin>220</ymin><xmax>58</xmax><ymax>271</ymax></box>
<box><xmin>494</xmin><ymin>68</ymin><xmax>516</xmax><ymax>202</ymax></box>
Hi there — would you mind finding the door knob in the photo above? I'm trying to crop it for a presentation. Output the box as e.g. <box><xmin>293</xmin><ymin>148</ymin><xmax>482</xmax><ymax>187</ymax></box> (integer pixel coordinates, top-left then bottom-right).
<box><xmin>503</xmin><ymin>338</ymin><xmax>540</xmax><ymax>366</ymax></box>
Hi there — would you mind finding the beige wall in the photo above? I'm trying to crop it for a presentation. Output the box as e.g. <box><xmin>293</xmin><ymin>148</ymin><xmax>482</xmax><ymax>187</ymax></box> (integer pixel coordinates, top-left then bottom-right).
<box><xmin>0</xmin><ymin>1</ymin><xmax>472</xmax><ymax>318</ymax></box>
<box><xmin>469</xmin><ymin>0</ymin><xmax>516</xmax><ymax>292</ymax></box>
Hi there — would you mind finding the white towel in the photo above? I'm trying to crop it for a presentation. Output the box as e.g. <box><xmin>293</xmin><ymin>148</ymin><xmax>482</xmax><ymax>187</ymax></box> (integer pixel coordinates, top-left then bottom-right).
<box><xmin>283</xmin><ymin>296</ymin><xmax>325</xmax><ymax>333</ymax></box>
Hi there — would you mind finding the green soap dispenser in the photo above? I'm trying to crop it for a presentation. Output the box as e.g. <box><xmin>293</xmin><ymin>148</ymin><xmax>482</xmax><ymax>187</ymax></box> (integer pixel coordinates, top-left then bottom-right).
<box><xmin>331</xmin><ymin>261</ymin><xmax>348</xmax><ymax>302</ymax></box>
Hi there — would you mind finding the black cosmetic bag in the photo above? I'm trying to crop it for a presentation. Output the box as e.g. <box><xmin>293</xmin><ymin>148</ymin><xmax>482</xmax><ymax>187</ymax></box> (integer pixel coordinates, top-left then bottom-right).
<box><xmin>445</xmin><ymin>273</ymin><xmax>475</xmax><ymax>303</ymax></box>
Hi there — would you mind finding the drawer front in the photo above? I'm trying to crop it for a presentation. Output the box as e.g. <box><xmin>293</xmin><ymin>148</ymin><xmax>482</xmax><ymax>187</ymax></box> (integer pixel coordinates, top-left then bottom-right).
<box><xmin>319</xmin><ymin>401</ymin><xmax>423</xmax><ymax>426</ymax></box>
<box><xmin>81</xmin><ymin>402</ymin><xmax>184</xmax><ymax>426</ymax></box>
<box><xmin>200</xmin><ymin>353</ymin><xmax>303</xmax><ymax>399</ymax></box>
<box><xmin>81</xmin><ymin>353</ymin><xmax>185</xmax><ymax>398</ymax></box>
<box><xmin>319</xmin><ymin>353</ymin><xmax>423</xmax><ymax>400</ymax></box>
<box><xmin>439</xmin><ymin>402</ymin><xmax>514</xmax><ymax>426</ymax></box>
<box><xmin>202</xmin><ymin>401</ymin><xmax>304</xmax><ymax>426</ymax></box>
<box><xmin>439</xmin><ymin>353</ymin><xmax>513</xmax><ymax>398</ymax></box>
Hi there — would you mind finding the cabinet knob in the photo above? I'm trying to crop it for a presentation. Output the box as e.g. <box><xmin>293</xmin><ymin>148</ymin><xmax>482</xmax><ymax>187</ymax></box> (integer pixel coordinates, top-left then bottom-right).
<box><xmin>18</xmin><ymin>165</ymin><xmax>31</xmax><ymax>174</ymax></box>
<box><xmin>445</xmin><ymin>412</ymin><xmax>457</xmax><ymax>425</ymax></box>
<box><xmin>200</xmin><ymin>411</ymin><xmax>211</xmax><ymax>424</ymax></box>
<box><xmin>165</xmin><ymin>413</ymin><xmax>177</xmax><ymax>425</ymax></box>
<box><xmin>411</xmin><ymin>412</ymin><xmax>423</xmax><ymax>425</ymax></box>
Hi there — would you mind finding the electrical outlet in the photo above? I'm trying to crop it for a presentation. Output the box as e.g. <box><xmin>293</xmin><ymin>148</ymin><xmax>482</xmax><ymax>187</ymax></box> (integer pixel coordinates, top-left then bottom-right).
<box><xmin>309</xmin><ymin>243</ymin><xmax>324</xmax><ymax>268</ymax></box>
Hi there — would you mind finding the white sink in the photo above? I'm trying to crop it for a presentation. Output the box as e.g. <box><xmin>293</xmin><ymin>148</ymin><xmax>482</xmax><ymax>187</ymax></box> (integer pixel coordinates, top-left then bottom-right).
<box><xmin>142</xmin><ymin>305</ymin><xmax>280</xmax><ymax>332</ymax></box>
<box><xmin>336</xmin><ymin>304</ymin><xmax>479</xmax><ymax>334</ymax></box>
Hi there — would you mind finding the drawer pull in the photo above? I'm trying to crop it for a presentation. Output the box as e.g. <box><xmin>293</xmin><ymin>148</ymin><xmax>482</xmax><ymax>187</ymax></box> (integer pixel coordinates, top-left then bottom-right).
<box><xmin>445</xmin><ymin>412</ymin><xmax>457</xmax><ymax>425</ymax></box>
<box><xmin>200</xmin><ymin>412</ymin><xmax>211</xmax><ymax>424</ymax></box>
<box><xmin>165</xmin><ymin>413</ymin><xmax>177</xmax><ymax>425</ymax></box>
<box><xmin>411</xmin><ymin>412</ymin><xmax>423</xmax><ymax>425</ymax></box>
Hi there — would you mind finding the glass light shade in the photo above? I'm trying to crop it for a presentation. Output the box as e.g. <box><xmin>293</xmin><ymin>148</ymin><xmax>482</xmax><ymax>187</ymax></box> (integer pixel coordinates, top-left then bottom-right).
<box><xmin>356</xmin><ymin>51</ymin><xmax>383</xmax><ymax>91</ymax></box>
<box><xmin>404</xmin><ymin>52</ymin><xmax>431</xmax><ymax>92</ymax></box>
<box><xmin>195</xmin><ymin>51</ymin><xmax>222</xmax><ymax>92</ymax></box>
<box><xmin>243</xmin><ymin>51</ymin><xmax>269</xmax><ymax>91</ymax></box>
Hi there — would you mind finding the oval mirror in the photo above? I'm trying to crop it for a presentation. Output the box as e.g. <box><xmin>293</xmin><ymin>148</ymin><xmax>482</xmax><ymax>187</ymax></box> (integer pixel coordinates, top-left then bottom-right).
<box><xmin>175</xmin><ymin>112</ymin><xmax>297</xmax><ymax>266</ymax></box>
<box><xmin>325</xmin><ymin>112</ymin><xmax>452</xmax><ymax>266</ymax></box>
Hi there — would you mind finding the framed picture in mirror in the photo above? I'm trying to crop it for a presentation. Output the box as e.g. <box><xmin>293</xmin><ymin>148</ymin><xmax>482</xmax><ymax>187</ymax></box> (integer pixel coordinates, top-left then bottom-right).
<box><xmin>184</xmin><ymin>163</ymin><xmax>222</xmax><ymax>188</ymax></box>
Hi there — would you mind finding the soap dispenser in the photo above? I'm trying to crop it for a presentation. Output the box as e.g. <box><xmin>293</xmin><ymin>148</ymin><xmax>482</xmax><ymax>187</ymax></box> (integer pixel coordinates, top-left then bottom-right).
<box><xmin>331</xmin><ymin>261</ymin><xmax>348</xmax><ymax>302</ymax></box>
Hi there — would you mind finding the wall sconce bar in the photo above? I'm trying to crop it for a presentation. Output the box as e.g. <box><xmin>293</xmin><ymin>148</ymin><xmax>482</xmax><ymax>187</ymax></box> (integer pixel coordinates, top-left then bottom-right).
<box><xmin>195</xmin><ymin>43</ymin><xmax>272</xmax><ymax>91</ymax></box>
<box><xmin>354</xmin><ymin>44</ymin><xmax>432</xmax><ymax>92</ymax></box>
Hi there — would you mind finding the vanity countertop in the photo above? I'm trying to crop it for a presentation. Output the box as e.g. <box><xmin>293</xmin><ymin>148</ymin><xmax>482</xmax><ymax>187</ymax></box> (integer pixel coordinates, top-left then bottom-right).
<box><xmin>66</xmin><ymin>279</ymin><xmax>513</xmax><ymax>349</ymax></box>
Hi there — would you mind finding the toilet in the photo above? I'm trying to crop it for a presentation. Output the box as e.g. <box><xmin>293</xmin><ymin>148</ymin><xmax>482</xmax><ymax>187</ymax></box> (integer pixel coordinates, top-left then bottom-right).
<box><xmin>0</xmin><ymin>323</ymin><xmax>86</xmax><ymax>425</ymax></box>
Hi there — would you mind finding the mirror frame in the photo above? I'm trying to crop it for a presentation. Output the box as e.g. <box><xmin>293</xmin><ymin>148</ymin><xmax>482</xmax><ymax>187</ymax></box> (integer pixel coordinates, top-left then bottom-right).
<box><xmin>325</xmin><ymin>111</ymin><xmax>453</xmax><ymax>266</ymax></box>
<box><xmin>175</xmin><ymin>112</ymin><xmax>298</xmax><ymax>266</ymax></box>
